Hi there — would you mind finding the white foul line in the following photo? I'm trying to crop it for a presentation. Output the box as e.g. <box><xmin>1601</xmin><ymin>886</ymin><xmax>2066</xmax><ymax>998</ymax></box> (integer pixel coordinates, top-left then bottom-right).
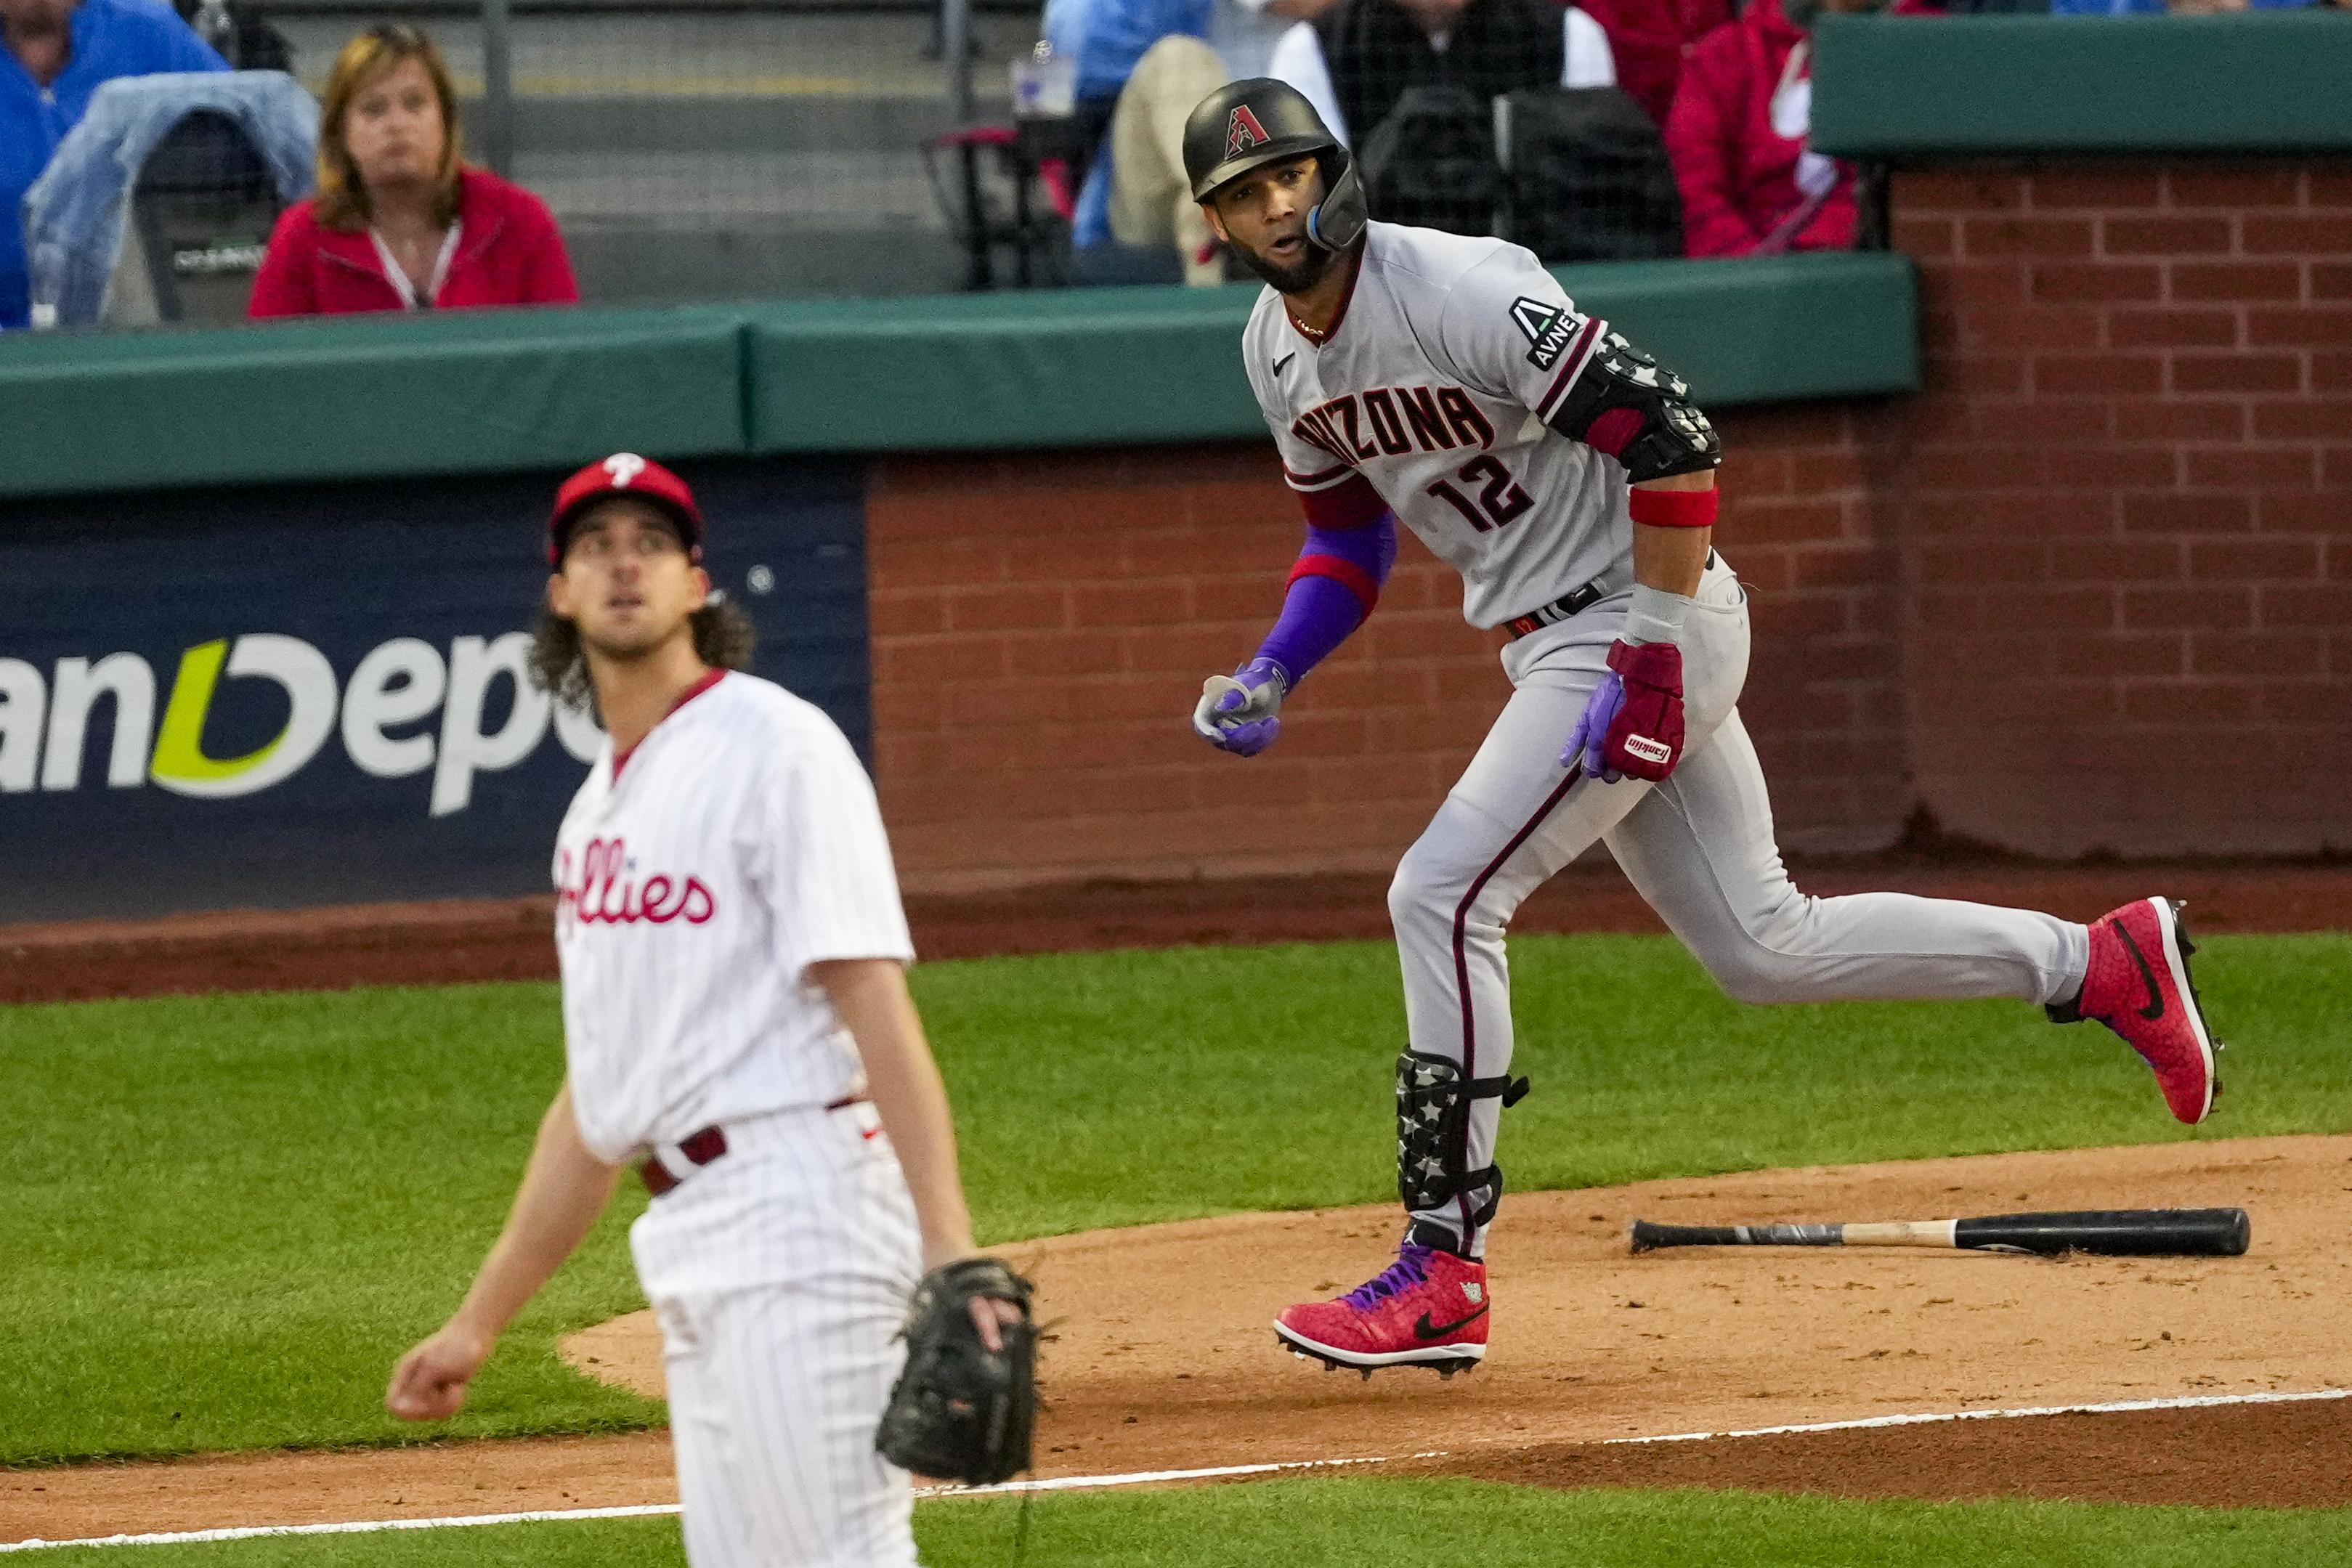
<box><xmin>0</xmin><ymin>1505</ymin><xmax>683</xmax><ymax>1555</ymax></box>
<box><xmin>1601</xmin><ymin>1384</ymin><xmax>2352</xmax><ymax>1445</ymax></box>
<box><xmin>0</xmin><ymin>1454</ymin><xmax>1428</xmax><ymax>1553</ymax></box>
<box><xmin>9</xmin><ymin>1387</ymin><xmax>2348</xmax><ymax>1552</ymax></box>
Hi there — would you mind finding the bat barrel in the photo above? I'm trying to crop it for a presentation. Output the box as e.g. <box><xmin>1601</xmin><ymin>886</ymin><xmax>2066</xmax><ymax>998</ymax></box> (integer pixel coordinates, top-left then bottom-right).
<box><xmin>1952</xmin><ymin>1207</ymin><xmax>2250</xmax><ymax>1257</ymax></box>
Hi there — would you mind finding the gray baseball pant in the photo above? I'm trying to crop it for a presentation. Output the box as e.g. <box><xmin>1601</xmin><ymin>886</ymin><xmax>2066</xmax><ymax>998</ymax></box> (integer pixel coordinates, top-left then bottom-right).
<box><xmin>1389</xmin><ymin>553</ymin><xmax>2091</xmax><ymax>1257</ymax></box>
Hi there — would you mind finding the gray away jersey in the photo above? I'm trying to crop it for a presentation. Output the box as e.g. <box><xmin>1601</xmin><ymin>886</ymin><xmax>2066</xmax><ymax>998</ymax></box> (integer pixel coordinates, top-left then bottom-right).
<box><xmin>1243</xmin><ymin>222</ymin><xmax>1635</xmax><ymax>630</ymax></box>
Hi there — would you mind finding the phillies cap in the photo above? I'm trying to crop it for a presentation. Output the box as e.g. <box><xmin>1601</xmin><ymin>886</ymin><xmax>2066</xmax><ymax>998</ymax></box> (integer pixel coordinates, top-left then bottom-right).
<box><xmin>548</xmin><ymin>452</ymin><xmax>705</xmax><ymax>565</ymax></box>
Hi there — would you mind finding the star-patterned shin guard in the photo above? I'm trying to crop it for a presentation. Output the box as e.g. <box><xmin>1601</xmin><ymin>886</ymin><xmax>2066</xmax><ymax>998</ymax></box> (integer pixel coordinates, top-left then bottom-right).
<box><xmin>1395</xmin><ymin>1050</ymin><xmax>1525</xmax><ymax>1254</ymax></box>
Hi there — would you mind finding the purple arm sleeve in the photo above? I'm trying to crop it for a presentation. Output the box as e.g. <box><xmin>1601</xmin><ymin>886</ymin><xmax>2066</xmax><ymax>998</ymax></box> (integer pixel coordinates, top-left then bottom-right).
<box><xmin>1254</xmin><ymin>515</ymin><xmax>1398</xmax><ymax>685</ymax></box>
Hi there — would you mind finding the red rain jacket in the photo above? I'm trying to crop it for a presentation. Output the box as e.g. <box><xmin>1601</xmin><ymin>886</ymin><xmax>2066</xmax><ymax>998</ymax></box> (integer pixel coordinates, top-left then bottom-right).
<box><xmin>1576</xmin><ymin>0</ymin><xmax>1733</xmax><ymax>129</ymax></box>
<box><xmin>1664</xmin><ymin>0</ymin><xmax>1934</xmax><ymax>259</ymax></box>
<box><xmin>249</xmin><ymin>167</ymin><xmax>578</xmax><ymax>317</ymax></box>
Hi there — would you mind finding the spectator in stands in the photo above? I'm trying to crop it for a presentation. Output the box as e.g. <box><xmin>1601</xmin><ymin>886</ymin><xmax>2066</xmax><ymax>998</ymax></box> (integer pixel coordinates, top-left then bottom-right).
<box><xmin>249</xmin><ymin>25</ymin><xmax>575</xmax><ymax>317</ymax></box>
<box><xmin>1575</xmin><ymin>0</ymin><xmax>1730</xmax><ymax>128</ymax></box>
<box><xmin>1666</xmin><ymin>0</ymin><xmax>1926</xmax><ymax>260</ymax></box>
<box><xmin>1268</xmin><ymin>0</ymin><xmax>1618</xmax><ymax>147</ymax></box>
<box><xmin>1</xmin><ymin>0</ymin><xmax>226</xmax><ymax>329</ymax></box>
<box><xmin>1069</xmin><ymin>0</ymin><xmax>1343</xmax><ymax>285</ymax></box>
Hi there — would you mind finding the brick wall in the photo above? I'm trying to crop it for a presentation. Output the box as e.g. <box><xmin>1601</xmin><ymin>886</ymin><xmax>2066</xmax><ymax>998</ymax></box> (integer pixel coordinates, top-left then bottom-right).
<box><xmin>1891</xmin><ymin>161</ymin><xmax>2352</xmax><ymax>856</ymax></box>
<box><xmin>868</xmin><ymin>406</ymin><xmax>1900</xmax><ymax>892</ymax></box>
<box><xmin>869</xmin><ymin>156</ymin><xmax>2352</xmax><ymax>889</ymax></box>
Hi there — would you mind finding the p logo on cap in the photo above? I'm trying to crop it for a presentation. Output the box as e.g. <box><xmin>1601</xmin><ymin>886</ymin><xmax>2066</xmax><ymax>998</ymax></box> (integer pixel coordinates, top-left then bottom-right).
<box><xmin>549</xmin><ymin>452</ymin><xmax>707</xmax><ymax>565</ymax></box>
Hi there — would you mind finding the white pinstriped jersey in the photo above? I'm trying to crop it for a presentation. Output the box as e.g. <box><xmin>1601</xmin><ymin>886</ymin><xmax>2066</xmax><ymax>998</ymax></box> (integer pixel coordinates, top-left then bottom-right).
<box><xmin>1242</xmin><ymin>221</ymin><xmax>1636</xmax><ymax>630</ymax></box>
<box><xmin>552</xmin><ymin>670</ymin><xmax>914</xmax><ymax>1166</ymax></box>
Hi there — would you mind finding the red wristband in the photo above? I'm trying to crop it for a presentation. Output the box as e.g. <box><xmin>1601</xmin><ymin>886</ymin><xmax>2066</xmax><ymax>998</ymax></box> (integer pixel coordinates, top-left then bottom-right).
<box><xmin>1628</xmin><ymin>487</ymin><xmax>1719</xmax><ymax>529</ymax></box>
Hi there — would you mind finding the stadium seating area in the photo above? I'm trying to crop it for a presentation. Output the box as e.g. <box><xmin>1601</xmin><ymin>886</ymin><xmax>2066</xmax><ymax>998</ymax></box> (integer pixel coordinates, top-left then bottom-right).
<box><xmin>1</xmin><ymin>0</ymin><xmax>2343</xmax><ymax>326</ymax></box>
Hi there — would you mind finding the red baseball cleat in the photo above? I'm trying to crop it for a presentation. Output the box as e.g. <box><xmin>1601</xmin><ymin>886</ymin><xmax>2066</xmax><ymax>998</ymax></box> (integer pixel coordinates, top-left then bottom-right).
<box><xmin>2063</xmin><ymin>898</ymin><xmax>2222</xmax><ymax>1124</ymax></box>
<box><xmin>1274</xmin><ymin>1241</ymin><xmax>1488</xmax><ymax>1378</ymax></box>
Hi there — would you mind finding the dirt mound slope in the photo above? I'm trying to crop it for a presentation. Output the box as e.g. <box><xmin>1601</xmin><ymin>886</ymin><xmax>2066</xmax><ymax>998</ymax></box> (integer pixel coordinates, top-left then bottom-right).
<box><xmin>568</xmin><ymin>1136</ymin><xmax>2352</xmax><ymax>1480</ymax></box>
<box><xmin>9</xmin><ymin>1136</ymin><xmax>2345</xmax><ymax>1548</ymax></box>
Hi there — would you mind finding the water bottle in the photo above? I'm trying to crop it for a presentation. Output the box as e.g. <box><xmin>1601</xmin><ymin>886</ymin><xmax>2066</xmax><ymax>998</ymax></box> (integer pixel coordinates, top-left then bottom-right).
<box><xmin>1010</xmin><ymin>41</ymin><xmax>1076</xmax><ymax>120</ymax></box>
<box><xmin>195</xmin><ymin>0</ymin><xmax>235</xmax><ymax>60</ymax></box>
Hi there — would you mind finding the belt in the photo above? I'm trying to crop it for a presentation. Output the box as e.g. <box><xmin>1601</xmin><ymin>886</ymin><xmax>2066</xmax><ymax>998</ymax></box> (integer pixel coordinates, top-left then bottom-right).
<box><xmin>1501</xmin><ymin>552</ymin><xmax>1719</xmax><ymax>642</ymax></box>
<box><xmin>639</xmin><ymin>1094</ymin><xmax>872</xmax><ymax>1198</ymax></box>
<box><xmin>1504</xmin><ymin>580</ymin><xmax>1605</xmax><ymax>640</ymax></box>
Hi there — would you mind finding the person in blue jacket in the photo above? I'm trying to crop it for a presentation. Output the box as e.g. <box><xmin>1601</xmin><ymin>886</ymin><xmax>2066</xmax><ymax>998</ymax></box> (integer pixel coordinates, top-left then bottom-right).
<box><xmin>2</xmin><ymin>0</ymin><xmax>226</xmax><ymax>328</ymax></box>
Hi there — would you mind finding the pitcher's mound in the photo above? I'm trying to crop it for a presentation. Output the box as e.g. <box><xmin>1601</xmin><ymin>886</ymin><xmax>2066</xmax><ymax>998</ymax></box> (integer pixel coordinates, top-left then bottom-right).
<box><xmin>564</xmin><ymin>1135</ymin><xmax>2352</xmax><ymax>1490</ymax></box>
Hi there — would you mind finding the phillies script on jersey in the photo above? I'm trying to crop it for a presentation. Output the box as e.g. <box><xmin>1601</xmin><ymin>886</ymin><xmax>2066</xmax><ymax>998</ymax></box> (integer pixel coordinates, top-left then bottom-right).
<box><xmin>557</xmin><ymin>837</ymin><xmax>717</xmax><ymax>927</ymax></box>
<box><xmin>551</xmin><ymin>670</ymin><xmax>915</xmax><ymax>1167</ymax></box>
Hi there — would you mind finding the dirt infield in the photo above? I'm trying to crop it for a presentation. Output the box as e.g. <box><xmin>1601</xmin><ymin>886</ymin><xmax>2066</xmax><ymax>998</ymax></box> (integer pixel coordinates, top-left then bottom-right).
<box><xmin>11</xmin><ymin>1136</ymin><xmax>2345</xmax><ymax>1545</ymax></box>
<box><xmin>7</xmin><ymin>856</ymin><xmax>2352</xmax><ymax>1005</ymax></box>
<box><xmin>5</xmin><ymin>866</ymin><xmax>2347</xmax><ymax>1548</ymax></box>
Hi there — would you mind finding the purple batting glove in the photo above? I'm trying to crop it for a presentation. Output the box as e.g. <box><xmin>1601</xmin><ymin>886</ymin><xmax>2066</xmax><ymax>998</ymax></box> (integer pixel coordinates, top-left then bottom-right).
<box><xmin>1192</xmin><ymin>657</ymin><xmax>1290</xmax><ymax>757</ymax></box>
<box><xmin>1562</xmin><ymin>671</ymin><xmax>1627</xmax><ymax>783</ymax></box>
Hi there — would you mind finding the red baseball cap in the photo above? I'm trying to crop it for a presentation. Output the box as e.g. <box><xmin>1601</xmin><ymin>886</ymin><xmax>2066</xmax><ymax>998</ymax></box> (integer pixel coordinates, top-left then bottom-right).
<box><xmin>548</xmin><ymin>453</ymin><xmax>705</xmax><ymax>566</ymax></box>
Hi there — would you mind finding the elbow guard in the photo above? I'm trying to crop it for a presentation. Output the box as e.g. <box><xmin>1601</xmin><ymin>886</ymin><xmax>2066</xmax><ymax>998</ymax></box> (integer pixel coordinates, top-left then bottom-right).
<box><xmin>1545</xmin><ymin>329</ymin><xmax>1723</xmax><ymax>483</ymax></box>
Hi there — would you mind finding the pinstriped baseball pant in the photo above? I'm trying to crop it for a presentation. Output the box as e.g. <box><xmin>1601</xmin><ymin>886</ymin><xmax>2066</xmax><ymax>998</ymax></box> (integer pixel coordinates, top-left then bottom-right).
<box><xmin>1387</xmin><ymin>555</ymin><xmax>2091</xmax><ymax>1258</ymax></box>
<box><xmin>632</xmin><ymin>1107</ymin><xmax>923</xmax><ymax>1567</ymax></box>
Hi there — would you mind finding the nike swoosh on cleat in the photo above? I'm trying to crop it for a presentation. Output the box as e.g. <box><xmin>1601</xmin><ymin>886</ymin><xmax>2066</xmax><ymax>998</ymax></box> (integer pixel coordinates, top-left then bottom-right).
<box><xmin>1414</xmin><ymin>1305</ymin><xmax>1489</xmax><ymax>1340</ymax></box>
<box><xmin>1274</xmin><ymin>352</ymin><xmax>1296</xmax><ymax>375</ymax></box>
<box><xmin>2113</xmin><ymin>921</ymin><xmax>2167</xmax><ymax>1022</ymax></box>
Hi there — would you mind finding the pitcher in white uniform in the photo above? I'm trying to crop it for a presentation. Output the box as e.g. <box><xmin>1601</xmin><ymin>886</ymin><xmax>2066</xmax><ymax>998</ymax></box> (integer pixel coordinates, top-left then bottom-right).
<box><xmin>1176</xmin><ymin>81</ymin><xmax>2226</xmax><ymax>1378</ymax></box>
<box><xmin>386</xmin><ymin>454</ymin><xmax>1006</xmax><ymax>1567</ymax></box>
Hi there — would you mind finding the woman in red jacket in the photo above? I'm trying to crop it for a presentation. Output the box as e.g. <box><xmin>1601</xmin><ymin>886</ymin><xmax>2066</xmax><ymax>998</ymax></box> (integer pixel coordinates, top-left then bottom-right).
<box><xmin>1664</xmin><ymin>0</ymin><xmax>1931</xmax><ymax>260</ymax></box>
<box><xmin>250</xmin><ymin>25</ymin><xmax>577</xmax><ymax>317</ymax></box>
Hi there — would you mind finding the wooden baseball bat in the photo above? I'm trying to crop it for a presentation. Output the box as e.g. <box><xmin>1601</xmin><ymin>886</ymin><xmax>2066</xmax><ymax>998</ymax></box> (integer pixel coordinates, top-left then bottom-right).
<box><xmin>1626</xmin><ymin>1207</ymin><xmax>2250</xmax><ymax>1259</ymax></box>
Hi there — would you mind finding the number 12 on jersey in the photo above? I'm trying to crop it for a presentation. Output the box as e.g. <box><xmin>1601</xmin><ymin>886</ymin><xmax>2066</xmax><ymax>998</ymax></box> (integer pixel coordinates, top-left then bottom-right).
<box><xmin>1427</xmin><ymin>455</ymin><xmax>1533</xmax><ymax>534</ymax></box>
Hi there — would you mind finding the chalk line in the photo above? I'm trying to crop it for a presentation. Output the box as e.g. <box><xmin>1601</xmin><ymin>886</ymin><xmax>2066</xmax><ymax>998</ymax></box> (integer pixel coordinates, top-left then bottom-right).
<box><xmin>9</xmin><ymin>1386</ymin><xmax>2346</xmax><ymax>1551</ymax></box>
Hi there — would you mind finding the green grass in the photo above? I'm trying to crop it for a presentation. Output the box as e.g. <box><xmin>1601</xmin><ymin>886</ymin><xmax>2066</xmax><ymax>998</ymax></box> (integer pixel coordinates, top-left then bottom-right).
<box><xmin>25</xmin><ymin>1481</ymin><xmax>2352</xmax><ymax>1567</ymax></box>
<box><xmin>4</xmin><ymin>934</ymin><xmax>2347</xmax><ymax>1465</ymax></box>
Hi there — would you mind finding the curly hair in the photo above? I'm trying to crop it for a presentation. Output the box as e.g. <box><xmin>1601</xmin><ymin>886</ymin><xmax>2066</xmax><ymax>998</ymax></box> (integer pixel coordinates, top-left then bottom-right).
<box><xmin>527</xmin><ymin>598</ymin><xmax>757</xmax><ymax>714</ymax></box>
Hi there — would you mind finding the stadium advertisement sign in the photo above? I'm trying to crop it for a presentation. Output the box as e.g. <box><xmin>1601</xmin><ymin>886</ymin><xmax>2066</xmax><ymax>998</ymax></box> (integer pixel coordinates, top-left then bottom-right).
<box><xmin>0</xmin><ymin>460</ymin><xmax>869</xmax><ymax>923</ymax></box>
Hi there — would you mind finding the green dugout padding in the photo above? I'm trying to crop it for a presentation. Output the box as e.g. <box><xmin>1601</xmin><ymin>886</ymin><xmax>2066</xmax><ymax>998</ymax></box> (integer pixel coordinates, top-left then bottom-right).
<box><xmin>0</xmin><ymin>305</ymin><xmax>747</xmax><ymax>503</ymax></box>
<box><xmin>1813</xmin><ymin>13</ymin><xmax>2352</xmax><ymax>159</ymax></box>
<box><xmin>745</xmin><ymin>252</ymin><xmax>1919</xmax><ymax>455</ymax></box>
<box><xmin>0</xmin><ymin>251</ymin><xmax>1915</xmax><ymax>503</ymax></box>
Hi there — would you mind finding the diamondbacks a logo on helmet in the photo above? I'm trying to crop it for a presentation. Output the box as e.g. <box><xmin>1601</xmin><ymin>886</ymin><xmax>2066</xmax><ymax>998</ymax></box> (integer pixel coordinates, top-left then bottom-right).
<box><xmin>1225</xmin><ymin>104</ymin><xmax>1270</xmax><ymax>159</ymax></box>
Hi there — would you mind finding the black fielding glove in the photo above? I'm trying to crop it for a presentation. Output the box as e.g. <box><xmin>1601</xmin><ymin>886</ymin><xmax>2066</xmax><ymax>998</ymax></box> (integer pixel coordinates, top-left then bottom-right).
<box><xmin>875</xmin><ymin>1256</ymin><xmax>1038</xmax><ymax>1486</ymax></box>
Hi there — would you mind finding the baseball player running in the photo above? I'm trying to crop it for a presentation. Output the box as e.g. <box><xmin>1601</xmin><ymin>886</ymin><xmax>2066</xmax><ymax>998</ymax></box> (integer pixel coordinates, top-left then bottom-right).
<box><xmin>385</xmin><ymin>455</ymin><xmax>1023</xmax><ymax>1565</ymax></box>
<box><xmin>1180</xmin><ymin>83</ymin><xmax>2223</xmax><ymax>1377</ymax></box>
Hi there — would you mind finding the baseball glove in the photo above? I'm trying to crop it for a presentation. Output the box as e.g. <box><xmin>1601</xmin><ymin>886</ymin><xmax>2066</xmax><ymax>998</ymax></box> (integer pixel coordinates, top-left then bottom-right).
<box><xmin>875</xmin><ymin>1256</ymin><xmax>1038</xmax><ymax>1486</ymax></box>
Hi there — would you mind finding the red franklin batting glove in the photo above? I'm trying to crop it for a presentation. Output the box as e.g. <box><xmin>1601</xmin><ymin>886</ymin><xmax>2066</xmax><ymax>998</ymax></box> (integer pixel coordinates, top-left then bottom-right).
<box><xmin>1600</xmin><ymin>639</ymin><xmax>1685</xmax><ymax>782</ymax></box>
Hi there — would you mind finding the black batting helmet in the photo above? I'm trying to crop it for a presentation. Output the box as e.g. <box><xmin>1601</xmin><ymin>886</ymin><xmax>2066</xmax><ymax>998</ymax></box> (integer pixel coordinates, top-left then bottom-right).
<box><xmin>1183</xmin><ymin>78</ymin><xmax>1367</xmax><ymax>251</ymax></box>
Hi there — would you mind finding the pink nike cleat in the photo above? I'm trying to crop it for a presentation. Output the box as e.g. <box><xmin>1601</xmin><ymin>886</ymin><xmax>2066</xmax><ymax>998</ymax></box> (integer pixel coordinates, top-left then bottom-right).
<box><xmin>2060</xmin><ymin>898</ymin><xmax>2222</xmax><ymax>1124</ymax></box>
<box><xmin>1274</xmin><ymin>1241</ymin><xmax>1488</xmax><ymax>1377</ymax></box>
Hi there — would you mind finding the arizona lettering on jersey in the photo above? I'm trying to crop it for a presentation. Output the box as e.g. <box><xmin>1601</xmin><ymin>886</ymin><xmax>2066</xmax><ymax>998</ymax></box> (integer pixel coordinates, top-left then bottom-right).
<box><xmin>1243</xmin><ymin>222</ymin><xmax>1635</xmax><ymax>629</ymax></box>
<box><xmin>1290</xmin><ymin>386</ymin><xmax>1498</xmax><ymax>463</ymax></box>
<box><xmin>551</xmin><ymin>670</ymin><xmax>914</xmax><ymax>1168</ymax></box>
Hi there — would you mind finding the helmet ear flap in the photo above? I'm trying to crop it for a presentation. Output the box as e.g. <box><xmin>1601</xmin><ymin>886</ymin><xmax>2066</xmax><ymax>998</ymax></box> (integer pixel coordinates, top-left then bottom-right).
<box><xmin>1306</xmin><ymin>152</ymin><xmax>1366</xmax><ymax>253</ymax></box>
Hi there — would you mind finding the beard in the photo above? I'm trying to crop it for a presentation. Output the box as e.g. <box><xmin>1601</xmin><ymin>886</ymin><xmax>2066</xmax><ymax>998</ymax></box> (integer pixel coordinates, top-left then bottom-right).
<box><xmin>1226</xmin><ymin>234</ymin><xmax>1337</xmax><ymax>296</ymax></box>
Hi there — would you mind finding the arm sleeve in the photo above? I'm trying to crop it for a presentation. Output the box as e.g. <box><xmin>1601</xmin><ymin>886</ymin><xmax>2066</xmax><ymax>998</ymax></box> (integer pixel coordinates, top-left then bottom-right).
<box><xmin>767</xmin><ymin>723</ymin><xmax>915</xmax><ymax>981</ymax></box>
<box><xmin>1432</xmin><ymin>243</ymin><xmax>1610</xmax><ymax>426</ymax></box>
<box><xmin>1254</xmin><ymin>513</ymin><xmax>1396</xmax><ymax>681</ymax></box>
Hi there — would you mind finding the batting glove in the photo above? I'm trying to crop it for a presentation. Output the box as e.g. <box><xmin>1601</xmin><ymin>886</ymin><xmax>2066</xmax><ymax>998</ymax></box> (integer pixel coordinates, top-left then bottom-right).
<box><xmin>1193</xmin><ymin>657</ymin><xmax>1289</xmax><ymax>757</ymax></box>
<box><xmin>1562</xmin><ymin>640</ymin><xmax>1685</xmax><ymax>784</ymax></box>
